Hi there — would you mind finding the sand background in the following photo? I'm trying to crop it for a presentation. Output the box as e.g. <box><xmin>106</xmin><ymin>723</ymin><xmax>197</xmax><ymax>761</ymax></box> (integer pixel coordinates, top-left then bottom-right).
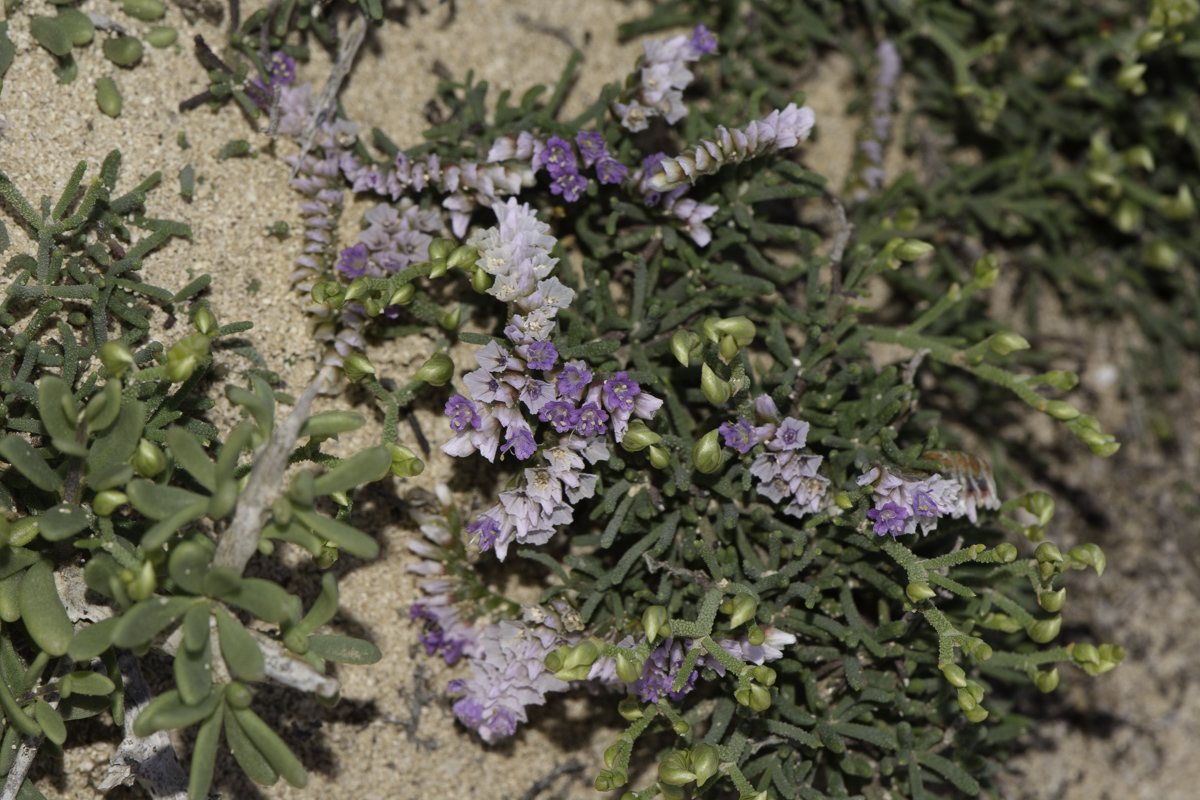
<box><xmin>1</xmin><ymin>0</ymin><xmax>1199</xmax><ymax>798</ymax></box>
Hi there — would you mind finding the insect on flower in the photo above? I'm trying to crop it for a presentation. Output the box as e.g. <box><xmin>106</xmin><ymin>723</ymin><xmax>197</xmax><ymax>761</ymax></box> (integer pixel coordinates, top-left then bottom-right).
<box><xmin>923</xmin><ymin>450</ymin><xmax>1000</xmax><ymax>522</ymax></box>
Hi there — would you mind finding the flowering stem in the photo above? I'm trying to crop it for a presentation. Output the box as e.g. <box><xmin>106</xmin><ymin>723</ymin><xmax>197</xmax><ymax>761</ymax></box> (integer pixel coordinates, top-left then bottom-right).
<box><xmin>983</xmin><ymin>646</ymin><xmax>1073</xmax><ymax>670</ymax></box>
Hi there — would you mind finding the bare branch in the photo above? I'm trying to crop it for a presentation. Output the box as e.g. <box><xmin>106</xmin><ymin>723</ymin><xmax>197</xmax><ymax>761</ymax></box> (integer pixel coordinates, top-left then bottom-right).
<box><xmin>289</xmin><ymin>14</ymin><xmax>368</xmax><ymax>180</ymax></box>
<box><xmin>248</xmin><ymin>628</ymin><xmax>340</xmax><ymax>698</ymax></box>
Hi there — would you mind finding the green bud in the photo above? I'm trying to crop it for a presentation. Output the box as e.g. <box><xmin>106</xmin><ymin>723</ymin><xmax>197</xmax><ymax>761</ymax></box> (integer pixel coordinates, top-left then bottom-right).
<box><xmin>1044</xmin><ymin>400</ymin><xmax>1080</xmax><ymax>420</ymax></box>
<box><xmin>1041</xmin><ymin>370</ymin><xmax>1079</xmax><ymax>390</ymax></box>
<box><xmin>746</xmin><ymin>624</ymin><xmax>764</xmax><ymax>646</ymax></box>
<box><xmin>470</xmin><ymin>269</ymin><xmax>494</xmax><ymax>293</ymax></box>
<box><xmin>643</xmin><ymin>606</ymin><xmax>667</xmax><ymax>643</ymax></box>
<box><xmin>753</xmin><ymin>666</ymin><xmax>776</xmax><ymax>686</ymax></box>
<box><xmin>385</xmin><ymin>443</ymin><xmax>424</xmax><ymax>478</ymax></box>
<box><xmin>446</xmin><ymin>245</ymin><xmax>479</xmax><ymax>271</ymax></box>
<box><xmin>734</xmin><ymin>687</ymin><xmax>751</xmax><ymax>707</ymax></box>
<box><xmin>428</xmin><ymin>259</ymin><xmax>449</xmax><ymax>279</ymax></box>
<box><xmin>344</xmin><ymin>278</ymin><xmax>373</xmax><ymax>303</ymax></box>
<box><xmin>1027</xmin><ymin>615</ymin><xmax>1062</xmax><ymax>643</ymax></box>
<box><xmin>364</xmin><ymin>298</ymin><xmax>384</xmax><ymax>317</ymax></box>
<box><xmin>621</xmin><ymin>420</ymin><xmax>661</xmax><ymax>452</ymax></box>
<box><xmin>166</xmin><ymin>333</ymin><xmax>210</xmax><ymax>383</ymax></box>
<box><xmin>956</xmin><ymin>687</ymin><xmax>978</xmax><ymax>712</ymax></box>
<box><xmin>963</xmin><ymin>705</ymin><xmax>989</xmax><ymax>723</ymax></box>
<box><xmin>594</xmin><ymin>772</ymin><xmax>613</xmax><ymax>792</ymax></box>
<box><xmin>132</xmin><ymin>438</ymin><xmax>167</xmax><ymax>477</ymax></box>
<box><xmin>1143</xmin><ymin>240</ymin><xmax>1179</xmax><ymax>271</ymax></box>
<box><xmin>748</xmin><ymin>683</ymin><xmax>772</xmax><ymax>712</ymax></box>
<box><xmin>728</xmin><ymin>593</ymin><xmax>757</xmax><ymax>628</ymax></box>
<box><xmin>690</xmin><ymin>744</ymin><xmax>719</xmax><ymax>785</ymax></box>
<box><xmin>657</xmin><ymin>753</ymin><xmax>697</xmax><ymax>787</ymax></box>
<box><xmin>1034</xmin><ymin>668</ymin><xmax>1060</xmax><ymax>693</ymax></box>
<box><xmin>714</xmin><ymin>316</ymin><xmax>756</xmax><ymax>346</ymax></box>
<box><xmin>553</xmin><ymin>665</ymin><xmax>593</xmax><ymax>682</ymax></box>
<box><xmin>1161</xmin><ymin>184</ymin><xmax>1195</xmax><ymax>219</ymax></box>
<box><xmin>692</xmin><ymin>429</ymin><xmax>723</xmax><ymax>474</ymax></box>
<box><xmin>603</xmin><ymin>743</ymin><xmax>621</xmax><ymax>768</ymax></box>
<box><xmin>1035</xmin><ymin>542</ymin><xmax>1063</xmax><ymax>563</ymax></box>
<box><xmin>941</xmin><ymin>663</ymin><xmax>968</xmax><ymax>688</ymax></box>
<box><xmin>700</xmin><ymin>363</ymin><xmax>731</xmax><ymax>405</ymax></box>
<box><xmin>563</xmin><ymin>640</ymin><xmax>599</xmax><ymax>670</ymax></box>
<box><xmin>701</xmin><ymin>317</ymin><xmax>722</xmax><ymax>344</ymax></box>
<box><xmin>615</xmin><ymin>653</ymin><xmax>641</xmax><ymax>683</ymax></box>
<box><xmin>544</xmin><ymin>649</ymin><xmax>565</xmax><ymax>673</ymax></box>
<box><xmin>1039</xmin><ymin>587</ymin><xmax>1066</xmax><ymax>612</ymax></box>
<box><xmin>93</xmin><ymin>490</ymin><xmax>128</xmax><ymax>517</ymax></box>
<box><xmin>1071</xmin><ymin>642</ymin><xmax>1100</xmax><ymax>665</ymax></box>
<box><xmin>1021</xmin><ymin>492</ymin><xmax>1055</xmax><ymax>526</ymax></box>
<box><xmin>1068</xmin><ymin>543</ymin><xmax>1105</xmax><ymax>576</ymax></box>
<box><xmin>980</xmin><ymin>612</ymin><xmax>1023</xmax><ymax>633</ymax></box>
<box><xmin>670</xmin><ymin>330</ymin><xmax>693</xmax><ymax>367</ymax></box>
<box><xmin>1112</xmin><ymin>197</ymin><xmax>1143</xmax><ymax>233</ymax></box>
<box><xmin>1166</xmin><ymin>109</ymin><xmax>1189</xmax><ymax>136</ymax></box>
<box><xmin>312</xmin><ymin>544</ymin><xmax>338</xmax><ymax>569</ymax></box>
<box><xmin>342</xmin><ymin>353</ymin><xmax>376</xmax><ymax>383</ymax></box>
<box><xmin>193</xmin><ymin>306</ymin><xmax>218</xmax><ymax>337</ymax></box>
<box><xmin>648</xmin><ymin>445</ymin><xmax>670</xmax><ymax>469</ymax></box>
<box><xmin>1064</xmin><ymin>69</ymin><xmax>1090</xmax><ymax>90</ymax></box>
<box><xmin>617</xmin><ymin>697</ymin><xmax>643</xmax><ymax>721</ymax></box>
<box><xmin>895</xmin><ymin>239</ymin><xmax>934</xmax><ymax>261</ymax></box>
<box><xmin>428</xmin><ymin>239</ymin><xmax>454</xmax><ymax>262</ymax></box>
<box><xmin>992</xmin><ymin>542</ymin><xmax>1019</xmax><ymax>563</ymax></box>
<box><xmin>718</xmin><ymin>334</ymin><xmax>739</xmax><ymax>361</ymax></box>
<box><xmin>973</xmin><ymin>253</ymin><xmax>999</xmax><ymax>288</ymax></box>
<box><xmin>1123</xmin><ymin>144</ymin><xmax>1155</xmax><ymax>172</ymax></box>
<box><xmin>225</xmin><ymin>681</ymin><xmax>253</xmax><ymax>710</ymax></box>
<box><xmin>1116</xmin><ymin>62</ymin><xmax>1148</xmax><ymax>91</ymax></box>
<box><xmin>1099</xmin><ymin>643</ymin><xmax>1126</xmax><ymax>664</ymax></box>
<box><xmin>125</xmin><ymin>559</ymin><xmax>157</xmax><ymax>602</ymax></box>
<box><xmin>440</xmin><ymin>306</ymin><xmax>462</xmax><ymax>331</ymax></box>
<box><xmin>100</xmin><ymin>340</ymin><xmax>136</xmax><ymax>377</ymax></box>
<box><xmin>906</xmin><ymin>582</ymin><xmax>936</xmax><ymax>603</ymax></box>
<box><xmin>388</xmin><ymin>283</ymin><xmax>416</xmax><ymax>306</ymax></box>
<box><xmin>988</xmin><ymin>331</ymin><xmax>1031</xmax><ymax>355</ymax></box>
<box><xmin>413</xmin><ymin>353</ymin><xmax>454</xmax><ymax>386</ymax></box>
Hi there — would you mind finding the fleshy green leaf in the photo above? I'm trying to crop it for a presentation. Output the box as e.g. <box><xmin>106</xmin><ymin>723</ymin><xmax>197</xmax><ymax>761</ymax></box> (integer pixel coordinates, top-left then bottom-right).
<box><xmin>58</xmin><ymin>693</ymin><xmax>111</xmax><ymax>721</ymax></box>
<box><xmin>188</xmin><ymin>703</ymin><xmax>223</xmax><ymax>800</ymax></box>
<box><xmin>292</xmin><ymin>507</ymin><xmax>379</xmax><ymax>560</ymax></box>
<box><xmin>126</xmin><ymin>479</ymin><xmax>208</xmax><ymax>520</ymax></box>
<box><xmin>60</xmin><ymin>670</ymin><xmax>116</xmax><ymax>696</ymax></box>
<box><xmin>174</xmin><ymin>630</ymin><xmax>213</xmax><ymax>705</ymax></box>
<box><xmin>166</xmin><ymin>427</ymin><xmax>216</xmax><ymax>492</ymax></box>
<box><xmin>86</xmin><ymin>401</ymin><xmax>143</xmax><ymax>491</ymax></box>
<box><xmin>182</xmin><ymin>601</ymin><xmax>210</xmax><ymax>653</ymax></box>
<box><xmin>34</xmin><ymin>699</ymin><xmax>66</xmax><ymax>745</ymax></box>
<box><xmin>111</xmin><ymin>596</ymin><xmax>195</xmax><ymax>648</ymax></box>
<box><xmin>232</xmin><ymin>706</ymin><xmax>308</xmax><ymax>787</ymax></box>
<box><xmin>296</xmin><ymin>573</ymin><xmax>338</xmax><ymax>636</ymax></box>
<box><xmin>37</xmin><ymin>376</ymin><xmax>78</xmax><ymax>442</ymax></box>
<box><xmin>38</xmin><ymin>503</ymin><xmax>90</xmax><ymax>541</ymax></box>
<box><xmin>0</xmin><ymin>436</ymin><xmax>63</xmax><ymax>493</ymax></box>
<box><xmin>305</xmin><ymin>635</ymin><xmax>382</xmax><ymax>665</ymax></box>
<box><xmin>213</xmin><ymin>578</ymin><xmax>298</xmax><ymax>625</ymax></box>
<box><xmin>18</xmin><ymin>560</ymin><xmax>73</xmax><ymax>656</ymax></box>
<box><xmin>215</xmin><ymin>608</ymin><xmax>265</xmax><ymax>682</ymax></box>
<box><xmin>67</xmin><ymin>617</ymin><xmax>120</xmax><ymax>661</ymax></box>
<box><xmin>167</xmin><ymin>539</ymin><xmax>212</xmax><ymax>595</ymax></box>
<box><xmin>223</xmin><ymin>704</ymin><xmax>279</xmax><ymax>786</ymax></box>
<box><xmin>133</xmin><ymin>689</ymin><xmax>220</xmax><ymax>736</ymax></box>
<box><xmin>310</xmin><ymin>446</ymin><xmax>391</xmax><ymax>496</ymax></box>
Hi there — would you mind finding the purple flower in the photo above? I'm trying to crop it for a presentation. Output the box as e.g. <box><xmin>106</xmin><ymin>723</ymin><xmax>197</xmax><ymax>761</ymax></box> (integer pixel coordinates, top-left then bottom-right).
<box><xmin>502</xmin><ymin>427</ymin><xmax>538</xmax><ymax>460</ymax></box>
<box><xmin>336</xmin><ymin>243</ymin><xmax>371</xmax><ymax>278</ymax></box>
<box><xmin>575</xmin><ymin>132</ymin><xmax>608</xmax><ymax>168</ymax></box>
<box><xmin>719</xmin><ymin>418</ymin><xmax>756</xmax><ymax>454</ymax></box>
<box><xmin>538</xmin><ymin>400</ymin><xmax>580</xmax><ymax>433</ymax></box>
<box><xmin>912</xmin><ymin>489</ymin><xmax>939</xmax><ymax>517</ymax></box>
<box><xmin>574</xmin><ymin>402</ymin><xmax>609</xmax><ymax>437</ymax></box>
<box><xmin>769</xmin><ymin>417</ymin><xmax>809</xmax><ymax>451</ymax></box>
<box><xmin>519</xmin><ymin>379</ymin><xmax>556</xmax><ymax>414</ymax></box>
<box><xmin>867</xmin><ymin>501</ymin><xmax>910</xmax><ymax>536</ymax></box>
<box><xmin>642</xmin><ymin>153</ymin><xmax>667</xmax><ymax>206</ymax></box>
<box><xmin>556</xmin><ymin>361</ymin><xmax>592</xmax><ymax>401</ymax></box>
<box><xmin>689</xmin><ymin>25</ymin><xmax>718</xmax><ymax>56</ymax></box>
<box><xmin>445</xmin><ymin>395</ymin><xmax>481</xmax><ymax>432</ymax></box>
<box><xmin>550</xmin><ymin>171</ymin><xmax>587</xmax><ymax>202</ymax></box>
<box><xmin>468</xmin><ymin>515</ymin><xmax>500</xmax><ymax>551</ymax></box>
<box><xmin>596</xmin><ymin>157</ymin><xmax>629</xmax><ymax>185</ymax></box>
<box><xmin>525</xmin><ymin>340</ymin><xmax>558</xmax><ymax>371</ymax></box>
<box><xmin>601</xmin><ymin>371</ymin><xmax>641</xmax><ymax>412</ymax></box>
<box><xmin>633</xmin><ymin>638</ymin><xmax>699</xmax><ymax>703</ymax></box>
<box><xmin>267</xmin><ymin>51</ymin><xmax>296</xmax><ymax>86</ymax></box>
<box><xmin>541</xmin><ymin>136</ymin><xmax>577</xmax><ymax>178</ymax></box>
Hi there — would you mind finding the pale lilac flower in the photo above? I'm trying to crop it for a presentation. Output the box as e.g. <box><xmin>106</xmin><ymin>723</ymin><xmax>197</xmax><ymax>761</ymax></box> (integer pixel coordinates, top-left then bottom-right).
<box><xmin>556</xmin><ymin>361</ymin><xmax>592</xmax><ymax>401</ymax></box>
<box><xmin>689</xmin><ymin>25</ymin><xmax>718</xmax><ymax>56</ymax></box>
<box><xmin>719</xmin><ymin>418</ymin><xmax>757</xmax><ymax>454</ymax></box>
<box><xmin>770</xmin><ymin>417</ymin><xmax>809</xmax><ymax>451</ymax></box>
<box><xmin>475</xmin><ymin>340</ymin><xmax>519</xmax><ymax>373</ymax></box>
<box><xmin>601</xmin><ymin>371</ymin><xmax>641</xmax><ymax>412</ymax></box>
<box><xmin>523</xmin><ymin>341</ymin><xmax>558</xmax><ymax>371</ymax></box>
<box><xmin>445</xmin><ymin>395</ymin><xmax>481</xmax><ymax>432</ymax></box>
<box><xmin>336</xmin><ymin>243</ymin><xmax>371</xmax><ymax>279</ymax></box>
<box><xmin>634</xmin><ymin>638</ymin><xmax>699</xmax><ymax>703</ymax></box>
<box><xmin>596</xmin><ymin>158</ymin><xmax>629</xmax><ymax>185</ymax></box>
<box><xmin>856</xmin><ymin>465</ymin><xmax>961</xmax><ymax>535</ymax></box>
<box><xmin>575</xmin><ymin>131</ymin><xmax>607</xmax><ymax>167</ymax></box>
<box><xmin>539</xmin><ymin>400</ymin><xmax>579</xmax><ymax>433</ymax></box>
<box><xmin>867</xmin><ymin>501</ymin><xmax>910</xmax><ymax>537</ymax></box>
<box><xmin>575</xmin><ymin>403</ymin><xmax>609</xmax><ymax>437</ymax></box>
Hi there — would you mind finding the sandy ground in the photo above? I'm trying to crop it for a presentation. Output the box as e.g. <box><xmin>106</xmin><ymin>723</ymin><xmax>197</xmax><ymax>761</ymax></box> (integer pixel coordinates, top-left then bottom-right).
<box><xmin>1</xmin><ymin>1</ymin><xmax>1199</xmax><ymax>799</ymax></box>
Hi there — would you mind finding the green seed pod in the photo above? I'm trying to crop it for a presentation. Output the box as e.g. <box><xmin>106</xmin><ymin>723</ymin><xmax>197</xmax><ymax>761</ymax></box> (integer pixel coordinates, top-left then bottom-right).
<box><xmin>906</xmin><ymin>582</ymin><xmax>936</xmax><ymax>603</ymax></box>
<box><xmin>439</xmin><ymin>306</ymin><xmax>461</xmax><ymax>331</ymax></box>
<box><xmin>692</xmin><ymin>429</ymin><xmax>723</xmax><ymax>474</ymax></box>
<box><xmin>701</xmin><ymin>316</ymin><xmax>721</xmax><ymax>344</ymax></box>
<box><xmin>1027</xmin><ymin>615</ymin><xmax>1062</xmax><ymax>644</ymax></box>
<box><xmin>728</xmin><ymin>593</ymin><xmax>757</xmax><ymax>628</ymax></box>
<box><xmin>166</xmin><ymin>332</ymin><xmax>210</xmax><ymax>383</ymax></box>
<box><xmin>1034</xmin><ymin>542</ymin><xmax>1063</xmax><ymax>563</ymax></box>
<box><xmin>385</xmin><ymin>443</ymin><xmax>424</xmax><ymax>478</ymax></box>
<box><xmin>342</xmin><ymin>278</ymin><xmax>371</xmax><ymax>303</ymax></box>
<box><xmin>31</xmin><ymin>16</ymin><xmax>73</xmax><ymax>56</ymax></box>
<box><xmin>1068</xmin><ymin>542</ymin><xmax>1106</xmax><ymax>576</ymax></box>
<box><xmin>657</xmin><ymin>753</ymin><xmax>696</xmax><ymax>787</ymax></box>
<box><xmin>940</xmin><ymin>663</ymin><xmax>968</xmax><ymax>688</ymax></box>
<box><xmin>991</xmin><ymin>543</ymin><xmax>1019</xmax><ymax>564</ymax></box>
<box><xmin>1038</xmin><ymin>587</ymin><xmax>1066</xmax><ymax>613</ymax></box>
<box><xmin>617</xmin><ymin>696</ymin><xmax>642</xmax><ymax>721</ymax></box>
<box><xmin>715</xmin><ymin>315</ymin><xmax>756</xmax><ymax>346</ymax></box>
<box><xmin>642</xmin><ymin>606</ymin><xmax>667</xmax><ymax>643</ymax></box>
<box><xmin>563</xmin><ymin>640</ymin><xmax>599</xmax><ymax>670</ymax></box>
<box><xmin>342</xmin><ymin>353</ymin><xmax>376</xmax><ymax>383</ymax></box>
<box><xmin>753</xmin><ymin>665</ymin><xmax>776</xmax><ymax>686</ymax></box>
<box><xmin>388</xmin><ymin>283</ymin><xmax>416</xmax><ymax>306</ymax></box>
<box><xmin>1044</xmin><ymin>400</ymin><xmax>1080</xmax><ymax>420</ymax></box>
<box><xmin>412</xmin><ymin>353</ymin><xmax>454</xmax><ymax>386</ymax></box>
<box><xmin>689</xmin><ymin>744</ymin><xmax>718</xmax><ymax>785</ymax></box>
<box><xmin>428</xmin><ymin>259</ymin><xmax>449</xmax><ymax>279</ymax></box>
<box><xmin>121</xmin><ymin>0</ymin><xmax>166</xmax><ymax>20</ymax></box>
<box><xmin>103</xmin><ymin>35</ymin><xmax>144</xmax><ymax>67</ymax></box>
<box><xmin>427</xmin><ymin>239</ymin><xmax>454</xmax><ymax>262</ymax></box>
<box><xmin>593</xmin><ymin>772</ymin><xmax>613</xmax><ymax>793</ymax></box>
<box><xmin>988</xmin><ymin>331</ymin><xmax>1031</xmax><ymax>355</ymax></box>
<box><xmin>1071</xmin><ymin>642</ymin><xmax>1101</xmax><ymax>666</ymax></box>
<box><xmin>543</xmin><ymin>649</ymin><xmax>565</xmax><ymax>673</ymax></box>
<box><xmin>193</xmin><ymin>306</ymin><xmax>218</xmax><ymax>337</ymax></box>
<box><xmin>718</xmin><ymin>334</ymin><xmax>738</xmax><ymax>361</ymax></box>
<box><xmin>145</xmin><ymin>25</ymin><xmax>177</xmax><ymax>48</ymax></box>
<box><xmin>670</xmin><ymin>330</ymin><xmax>693</xmax><ymax>367</ymax></box>
<box><xmin>614</xmin><ymin>653</ymin><xmax>641</xmax><ymax>684</ymax></box>
<box><xmin>1034</xmin><ymin>667</ymin><xmax>1060</xmax><ymax>693</ymax></box>
<box><xmin>603</xmin><ymin>743</ymin><xmax>621</xmax><ymax>768</ymax></box>
<box><xmin>93</xmin><ymin>490</ymin><xmax>128</xmax><ymax>517</ymax></box>
<box><xmin>552</xmin><ymin>665</ymin><xmax>592</xmax><ymax>682</ymax></box>
<box><xmin>894</xmin><ymin>239</ymin><xmax>934</xmax><ymax>261</ymax></box>
<box><xmin>620</xmin><ymin>420</ymin><xmax>661</xmax><ymax>453</ymax></box>
<box><xmin>700</xmin><ymin>363</ymin><xmax>730</xmax><ymax>405</ymax></box>
<box><xmin>56</xmin><ymin>8</ymin><xmax>95</xmax><ymax>45</ymax></box>
<box><xmin>446</xmin><ymin>244</ymin><xmax>479</xmax><ymax>271</ymax></box>
<box><xmin>647</xmin><ymin>445</ymin><xmax>670</xmax><ymax>469</ymax></box>
<box><xmin>470</xmin><ymin>269</ymin><xmax>493</xmax><ymax>293</ymax></box>
<box><xmin>132</xmin><ymin>438</ymin><xmax>167</xmax><ymax>477</ymax></box>
<box><xmin>964</xmin><ymin>705</ymin><xmax>989</xmax><ymax>723</ymax></box>
<box><xmin>956</xmin><ymin>687</ymin><xmax>978</xmax><ymax>712</ymax></box>
<box><xmin>748</xmin><ymin>683</ymin><xmax>772</xmax><ymax>712</ymax></box>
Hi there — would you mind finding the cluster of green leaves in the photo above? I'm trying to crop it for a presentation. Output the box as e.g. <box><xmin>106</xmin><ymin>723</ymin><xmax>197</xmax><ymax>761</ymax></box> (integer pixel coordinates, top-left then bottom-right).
<box><xmin>0</xmin><ymin>156</ymin><xmax>393</xmax><ymax>798</ymax></box>
<box><xmin>298</xmin><ymin>36</ymin><xmax>1125</xmax><ymax>799</ymax></box>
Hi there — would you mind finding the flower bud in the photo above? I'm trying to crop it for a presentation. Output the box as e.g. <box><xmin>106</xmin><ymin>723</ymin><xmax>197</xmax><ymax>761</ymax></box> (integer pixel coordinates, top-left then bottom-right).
<box><xmin>718</xmin><ymin>334</ymin><xmax>739</xmax><ymax>361</ymax></box>
<box><xmin>988</xmin><ymin>331</ymin><xmax>1030</xmax><ymax>355</ymax></box>
<box><xmin>1071</xmin><ymin>641</ymin><xmax>1100</xmax><ymax>666</ymax></box>
<box><xmin>1041</xmin><ymin>370</ymin><xmax>1079</xmax><ymax>390</ymax></box>
<box><xmin>132</xmin><ymin>438</ymin><xmax>167</xmax><ymax>477</ymax></box>
<box><xmin>1143</xmin><ymin>240</ymin><xmax>1179</xmax><ymax>270</ymax></box>
<box><xmin>1166</xmin><ymin>109</ymin><xmax>1188</xmax><ymax>136</ymax></box>
<box><xmin>673</xmin><ymin>718</ymin><xmax>690</xmax><ymax>735</ymax></box>
<box><xmin>388</xmin><ymin>283</ymin><xmax>416</xmax><ymax>306</ymax></box>
<box><xmin>735</xmin><ymin>687</ymin><xmax>751</xmax><ymax>707</ymax></box>
<box><xmin>753</xmin><ymin>665</ymin><xmax>776</xmax><ymax>686</ymax></box>
<box><xmin>941</xmin><ymin>663</ymin><xmax>968</xmax><ymax>688</ymax></box>
<box><xmin>544</xmin><ymin>649</ymin><xmax>565</xmax><ymax>673</ymax></box>
<box><xmin>312</xmin><ymin>544</ymin><xmax>338</xmax><ymax>569</ymax></box>
<box><xmin>906</xmin><ymin>582</ymin><xmax>936</xmax><ymax>603</ymax></box>
<box><xmin>1042</xmin><ymin>400</ymin><xmax>1079</xmax><ymax>421</ymax></box>
<box><xmin>603</xmin><ymin>743</ymin><xmax>621</xmax><ymax>768</ymax></box>
<box><xmin>342</xmin><ymin>353</ymin><xmax>377</xmax><ymax>383</ymax></box>
<box><xmin>963</xmin><ymin>705</ymin><xmax>989</xmax><ymax>723</ymax></box>
<box><xmin>648</xmin><ymin>445</ymin><xmax>670</xmax><ymax>469</ymax></box>
<box><xmin>895</xmin><ymin>239</ymin><xmax>934</xmax><ymax>261</ymax></box>
<box><xmin>973</xmin><ymin>253</ymin><xmax>999</xmax><ymax>288</ymax></box>
<box><xmin>670</xmin><ymin>330</ymin><xmax>693</xmax><ymax>367</ymax></box>
<box><xmin>553</xmin><ymin>665</ymin><xmax>593</xmax><ymax>682</ymax></box>
<box><xmin>1027</xmin><ymin>615</ymin><xmax>1062</xmax><ymax>643</ymax></box>
<box><xmin>1064</xmin><ymin>69</ymin><xmax>1089</xmax><ymax>90</ymax></box>
<box><xmin>690</xmin><ymin>744</ymin><xmax>719</xmax><ymax>785</ymax></box>
<box><xmin>991</xmin><ymin>542</ymin><xmax>1018</xmax><ymax>563</ymax></box>
<box><xmin>447</xmin><ymin>245</ymin><xmax>479</xmax><ymax>271</ymax></box>
<box><xmin>643</xmin><ymin>605</ymin><xmax>668</xmax><ymax>642</ymax></box>
<box><xmin>701</xmin><ymin>316</ymin><xmax>721</xmax><ymax>344</ymax></box>
<box><xmin>1068</xmin><ymin>542</ymin><xmax>1106</xmax><ymax>576</ymax></box>
<box><xmin>1028</xmin><ymin>668</ymin><xmax>1058</xmax><ymax>694</ymax></box>
<box><xmin>1112</xmin><ymin>197</ymin><xmax>1143</xmax><ymax>233</ymax></box>
<box><xmin>343</xmin><ymin>277</ymin><xmax>371</xmax><ymax>303</ymax></box>
<box><xmin>386</xmin><ymin>443</ymin><xmax>425</xmax><ymax>478</ymax></box>
<box><xmin>748</xmin><ymin>683</ymin><xmax>772</xmax><ymax>712</ymax></box>
<box><xmin>746</xmin><ymin>624</ymin><xmax>764</xmax><ymax>646</ymax></box>
<box><xmin>100</xmin><ymin>340</ymin><xmax>136</xmax><ymax>377</ymax></box>
<box><xmin>714</xmin><ymin>316</ymin><xmax>756</xmax><ymax>346</ymax></box>
<box><xmin>692</xmin><ymin>429</ymin><xmax>723</xmax><ymax>474</ymax></box>
<box><xmin>658</xmin><ymin>752</ymin><xmax>697</xmax><ymax>787</ymax></box>
<box><xmin>956</xmin><ymin>687</ymin><xmax>978</xmax><ymax>712</ymax></box>
<box><xmin>1034</xmin><ymin>542</ymin><xmax>1064</xmax><ymax>564</ymax></box>
<box><xmin>428</xmin><ymin>238</ymin><xmax>454</xmax><ymax>262</ymax></box>
<box><xmin>563</xmin><ymin>640</ymin><xmax>599</xmax><ymax>670</ymax></box>
<box><xmin>1161</xmin><ymin>184</ymin><xmax>1195</xmax><ymax>219</ymax></box>
<box><xmin>470</xmin><ymin>269</ymin><xmax>493</xmax><ymax>293</ymax></box>
<box><xmin>615</xmin><ymin>653</ymin><xmax>642</xmax><ymax>683</ymax></box>
<box><xmin>413</xmin><ymin>353</ymin><xmax>454</xmax><ymax>386</ymax></box>
<box><xmin>364</xmin><ymin>298</ymin><xmax>384</xmax><ymax>317</ymax></box>
<box><xmin>1116</xmin><ymin>62</ymin><xmax>1147</xmax><ymax>91</ymax></box>
<box><xmin>617</xmin><ymin>696</ymin><xmax>643</xmax><ymax>721</ymax></box>
<box><xmin>965</xmin><ymin>637</ymin><xmax>993</xmax><ymax>662</ymax></box>
<box><xmin>440</xmin><ymin>306</ymin><xmax>462</xmax><ymax>331</ymax></box>
<box><xmin>980</xmin><ymin>612</ymin><xmax>1023</xmax><ymax>633</ymax></box>
<box><xmin>621</xmin><ymin>420</ymin><xmax>661</xmax><ymax>452</ymax></box>
<box><xmin>1039</xmin><ymin>587</ymin><xmax>1066</xmax><ymax>612</ymax></box>
<box><xmin>1138</xmin><ymin>29</ymin><xmax>1165</xmax><ymax>51</ymax></box>
<box><xmin>93</xmin><ymin>490</ymin><xmax>128</xmax><ymax>516</ymax></box>
<box><xmin>728</xmin><ymin>593</ymin><xmax>757</xmax><ymax>628</ymax></box>
<box><xmin>192</xmin><ymin>306</ymin><xmax>218</xmax><ymax>337</ymax></box>
<box><xmin>1123</xmin><ymin>144</ymin><xmax>1155</xmax><ymax>172</ymax></box>
<box><xmin>166</xmin><ymin>333</ymin><xmax>210</xmax><ymax>383</ymax></box>
<box><xmin>594</xmin><ymin>772</ymin><xmax>614</xmax><ymax>792</ymax></box>
<box><xmin>700</xmin><ymin>363</ymin><xmax>731</xmax><ymax>405</ymax></box>
<box><xmin>429</xmin><ymin>259</ymin><xmax>449</xmax><ymax>279</ymax></box>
